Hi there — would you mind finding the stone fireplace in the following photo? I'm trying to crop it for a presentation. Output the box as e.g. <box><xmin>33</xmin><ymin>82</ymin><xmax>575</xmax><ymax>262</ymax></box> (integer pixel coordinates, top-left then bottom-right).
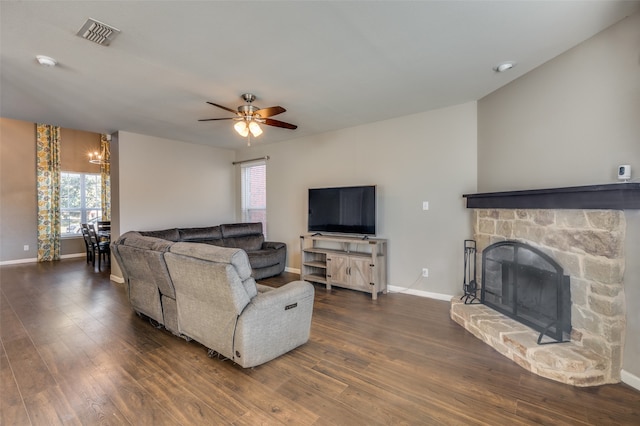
<box><xmin>451</xmin><ymin>183</ymin><xmax>639</xmax><ymax>387</ymax></box>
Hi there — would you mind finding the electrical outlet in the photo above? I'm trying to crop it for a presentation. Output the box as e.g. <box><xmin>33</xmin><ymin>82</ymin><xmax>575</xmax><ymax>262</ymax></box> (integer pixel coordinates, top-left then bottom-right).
<box><xmin>422</xmin><ymin>268</ymin><xmax>429</xmax><ymax>277</ymax></box>
<box><xmin>422</xmin><ymin>201</ymin><xmax>429</xmax><ymax>210</ymax></box>
<box><xmin>23</xmin><ymin>245</ymin><xmax>29</xmax><ymax>251</ymax></box>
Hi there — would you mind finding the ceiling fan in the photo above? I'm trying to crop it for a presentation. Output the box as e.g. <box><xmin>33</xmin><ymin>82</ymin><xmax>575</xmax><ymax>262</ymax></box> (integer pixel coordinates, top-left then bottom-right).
<box><xmin>199</xmin><ymin>93</ymin><xmax>297</xmax><ymax>145</ymax></box>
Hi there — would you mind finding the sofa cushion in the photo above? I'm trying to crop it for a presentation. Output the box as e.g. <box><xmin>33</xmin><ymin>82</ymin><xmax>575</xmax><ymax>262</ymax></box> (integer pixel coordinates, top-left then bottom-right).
<box><xmin>169</xmin><ymin>242</ymin><xmax>253</xmax><ymax>281</ymax></box>
<box><xmin>168</xmin><ymin>242</ymin><xmax>258</xmax><ymax>300</ymax></box>
<box><xmin>222</xmin><ymin>235</ymin><xmax>264</xmax><ymax>252</ymax></box>
<box><xmin>140</xmin><ymin>228</ymin><xmax>180</xmax><ymax>241</ymax></box>
<box><xmin>178</xmin><ymin>226</ymin><xmax>222</xmax><ymax>242</ymax></box>
<box><xmin>202</xmin><ymin>240</ymin><xmax>225</xmax><ymax>248</ymax></box>
<box><xmin>120</xmin><ymin>232</ymin><xmax>174</xmax><ymax>252</ymax></box>
<box><xmin>246</xmin><ymin>248</ymin><xmax>281</xmax><ymax>269</ymax></box>
<box><xmin>220</xmin><ymin>222</ymin><xmax>262</xmax><ymax>238</ymax></box>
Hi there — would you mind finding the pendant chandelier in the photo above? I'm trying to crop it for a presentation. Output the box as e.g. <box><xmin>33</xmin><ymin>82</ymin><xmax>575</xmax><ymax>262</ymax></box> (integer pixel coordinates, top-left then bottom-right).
<box><xmin>88</xmin><ymin>135</ymin><xmax>111</xmax><ymax>165</ymax></box>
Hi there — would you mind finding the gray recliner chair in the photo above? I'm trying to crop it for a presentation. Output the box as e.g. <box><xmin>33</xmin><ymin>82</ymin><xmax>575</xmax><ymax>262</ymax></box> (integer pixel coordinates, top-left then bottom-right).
<box><xmin>165</xmin><ymin>242</ymin><xmax>314</xmax><ymax>368</ymax></box>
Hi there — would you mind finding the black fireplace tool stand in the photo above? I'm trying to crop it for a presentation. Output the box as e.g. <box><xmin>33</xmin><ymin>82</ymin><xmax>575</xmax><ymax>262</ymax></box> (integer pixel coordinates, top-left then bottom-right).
<box><xmin>461</xmin><ymin>240</ymin><xmax>480</xmax><ymax>304</ymax></box>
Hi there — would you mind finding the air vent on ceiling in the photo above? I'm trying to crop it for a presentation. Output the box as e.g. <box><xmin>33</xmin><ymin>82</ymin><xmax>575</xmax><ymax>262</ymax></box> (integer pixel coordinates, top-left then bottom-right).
<box><xmin>76</xmin><ymin>18</ymin><xmax>120</xmax><ymax>46</ymax></box>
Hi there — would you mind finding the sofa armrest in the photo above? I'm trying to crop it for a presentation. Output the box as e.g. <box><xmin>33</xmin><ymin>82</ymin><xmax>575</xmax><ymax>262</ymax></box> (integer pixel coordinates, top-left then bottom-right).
<box><xmin>234</xmin><ymin>280</ymin><xmax>314</xmax><ymax>367</ymax></box>
<box><xmin>262</xmin><ymin>241</ymin><xmax>285</xmax><ymax>250</ymax></box>
<box><xmin>241</xmin><ymin>281</ymin><xmax>313</xmax><ymax>322</ymax></box>
<box><xmin>256</xmin><ymin>283</ymin><xmax>275</xmax><ymax>293</ymax></box>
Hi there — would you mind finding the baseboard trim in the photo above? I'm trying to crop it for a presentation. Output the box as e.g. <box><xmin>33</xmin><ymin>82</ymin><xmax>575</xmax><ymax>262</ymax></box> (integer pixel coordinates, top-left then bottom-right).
<box><xmin>284</xmin><ymin>270</ymin><xmax>453</xmax><ymax>303</ymax></box>
<box><xmin>621</xmin><ymin>369</ymin><xmax>640</xmax><ymax>392</ymax></box>
<box><xmin>0</xmin><ymin>257</ymin><xmax>38</xmax><ymax>266</ymax></box>
<box><xmin>61</xmin><ymin>253</ymin><xmax>86</xmax><ymax>260</ymax></box>
<box><xmin>0</xmin><ymin>252</ymin><xmax>87</xmax><ymax>266</ymax></box>
<box><xmin>387</xmin><ymin>285</ymin><xmax>454</xmax><ymax>301</ymax></box>
<box><xmin>110</xmin><ymin>274</ymin><xmax>124</xmax><ymax>284</ymax></box>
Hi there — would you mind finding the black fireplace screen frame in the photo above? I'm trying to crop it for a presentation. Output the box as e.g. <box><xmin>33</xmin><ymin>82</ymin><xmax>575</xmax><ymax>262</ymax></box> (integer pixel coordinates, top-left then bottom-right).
<box><xmin>481</xmin><ymin>241</ymin><xmax>571</xmax><ymax>344</ymax></box>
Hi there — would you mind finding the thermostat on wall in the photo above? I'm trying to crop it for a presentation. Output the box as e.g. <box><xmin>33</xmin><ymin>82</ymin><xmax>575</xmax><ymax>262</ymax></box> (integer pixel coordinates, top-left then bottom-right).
<box><xmin>618</xmin><ymin>165</ymin><xmax>631</xmax><ymax>181</ymax></box>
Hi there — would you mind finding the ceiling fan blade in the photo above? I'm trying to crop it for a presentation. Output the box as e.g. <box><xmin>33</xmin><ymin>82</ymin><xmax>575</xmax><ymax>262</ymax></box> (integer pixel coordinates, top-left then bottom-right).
<box><xmin>198</xmin><ymin>117</ymin><xmax>235</xmax><ymax>121</ymax></box>
<box><xmin>255</xmin><ymin>106</ymin><xmax>286</xmax><ymax>118</ymax></box>
<box><xmin>206</xmin><ymin>101</ymin><xmax>239</xmax><ymax>115</ymax></box>
<box><xmin>263</xmin><ymin>118</ymin><xmax>297</xmax><ymax>130</ymax></box>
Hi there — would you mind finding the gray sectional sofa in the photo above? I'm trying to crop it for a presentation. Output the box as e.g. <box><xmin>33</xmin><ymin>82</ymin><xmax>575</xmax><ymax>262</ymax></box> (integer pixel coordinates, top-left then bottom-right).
<box><xmin>138</xmin><ymin>222</ymin><xmax>286</xmax><ymax>280</ymax></box>
<box><xmin>111</xmin><ymin>230</ymin><xmax>314</xmax><ymax>368</ymax></box>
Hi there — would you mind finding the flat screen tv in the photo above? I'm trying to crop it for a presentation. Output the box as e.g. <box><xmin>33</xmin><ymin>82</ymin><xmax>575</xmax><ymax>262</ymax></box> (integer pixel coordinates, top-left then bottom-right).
<box><xmin>308</xmin><ymin>185</ymin><xmax>376</xmax><ymax>236</ymax></box>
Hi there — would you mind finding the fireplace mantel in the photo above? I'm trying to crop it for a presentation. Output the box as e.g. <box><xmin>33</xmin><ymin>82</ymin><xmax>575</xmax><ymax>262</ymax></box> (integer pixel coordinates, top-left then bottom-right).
<box><xmin>463</xmin><ymin>183</ymin><xmax>640</xmax><ymax>210</ymax></box>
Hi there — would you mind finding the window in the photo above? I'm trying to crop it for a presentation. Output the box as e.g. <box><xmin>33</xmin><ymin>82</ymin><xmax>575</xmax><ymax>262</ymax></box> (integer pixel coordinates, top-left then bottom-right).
<box><xmin>241</xmin><ymin>161</ymin><xmax>267</xmax><ymax>235</ymax></box>
<box><xmin>60</xmin><ymin>172</ymin><xmax>102</xmax><ymax>236</ymax></box>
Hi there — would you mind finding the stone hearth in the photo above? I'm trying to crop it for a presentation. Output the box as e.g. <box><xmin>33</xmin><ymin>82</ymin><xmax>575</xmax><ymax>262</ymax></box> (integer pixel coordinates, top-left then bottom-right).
<box><xmin>451</xmin><ymin>207</ymin><xmax>626</xmax><ymax>386</ymax></box>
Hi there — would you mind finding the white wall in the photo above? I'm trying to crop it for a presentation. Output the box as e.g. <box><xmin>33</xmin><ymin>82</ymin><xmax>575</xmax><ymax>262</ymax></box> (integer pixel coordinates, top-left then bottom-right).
<box><xmin>114</xmin><ymin>131</ymin><xmax>236</xmax><ymax>234</ymax></box>
<box><xmin>478</xmin><ymin>12</ymin><xmax>640</xmax><ymax>191</ymax></box>
<box><xmin>478</xmin><ymin>12</ymin><xmax>640</xmax><ymax>383</ymax></box>
<box><xmin>236</xmin><ymin>102</ymin><xmax>477</xmax><ymax>297</ymax></box>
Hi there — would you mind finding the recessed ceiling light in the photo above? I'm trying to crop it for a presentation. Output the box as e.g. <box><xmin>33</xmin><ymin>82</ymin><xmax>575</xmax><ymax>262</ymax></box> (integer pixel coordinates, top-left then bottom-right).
<box><xmin>36</xmin><ymin>55</ymin><xmax>57</xmax><ymax>67</ymax></box>
<box><xmin>494</xmin><ymin>62</ymin><xmax>516</xmax><ymax>73</ymax></box>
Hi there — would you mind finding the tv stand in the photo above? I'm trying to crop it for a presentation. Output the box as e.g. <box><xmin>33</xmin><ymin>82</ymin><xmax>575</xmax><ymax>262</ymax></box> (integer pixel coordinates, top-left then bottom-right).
<box><xmin>300</xmin><ymin>234</ymin><xmax>387</xmax><ymax>300</ymax></box>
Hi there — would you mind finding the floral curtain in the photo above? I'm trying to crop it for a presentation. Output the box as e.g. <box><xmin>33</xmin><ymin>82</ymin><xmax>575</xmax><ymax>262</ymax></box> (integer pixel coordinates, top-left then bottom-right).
<box><xmin>100</xmin><ymin>134</ymin><xmax>111</xmax><ymax>220</ymax></box>
<box><xmin>36</xmin><ymin>124</ymin><xmax>61</xmax><ymax>262</ymax></box>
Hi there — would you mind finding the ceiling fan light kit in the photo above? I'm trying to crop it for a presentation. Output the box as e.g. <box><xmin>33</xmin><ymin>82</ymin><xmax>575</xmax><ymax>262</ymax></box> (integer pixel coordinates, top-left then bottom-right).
<box><xmin>199</xmin><ymin>93</ymin><xmax>297</xmax><ymax>146</ymax></box>
<box><xmin>248</xmin><ymin>121</ymin><xmax>263</xmax><ymax>137</ymax></box>
<box><xmin>234</xmin><ymin>121</ymin><xmax>249</xmax><ymax>137</ymax></box>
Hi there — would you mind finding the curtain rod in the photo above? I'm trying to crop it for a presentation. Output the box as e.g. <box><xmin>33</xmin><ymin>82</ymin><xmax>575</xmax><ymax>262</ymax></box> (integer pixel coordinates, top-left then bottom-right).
<box><xmin>232</xmin><ymin>156</ymin><xmax>270</xmax><ymax>166</ymax></box>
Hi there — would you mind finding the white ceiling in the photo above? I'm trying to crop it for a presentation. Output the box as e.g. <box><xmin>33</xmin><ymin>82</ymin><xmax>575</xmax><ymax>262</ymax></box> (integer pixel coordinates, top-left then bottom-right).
<box><xmin>2</xmin><ymin>1</ymin><xmax>639</xmax><ymax>150</ymax></box>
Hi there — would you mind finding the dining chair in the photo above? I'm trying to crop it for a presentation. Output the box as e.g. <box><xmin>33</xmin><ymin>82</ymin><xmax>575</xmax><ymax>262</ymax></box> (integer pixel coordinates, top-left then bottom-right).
<box><xmin>88</xmin><ymin>227</ymin><xmax>110</xmax><ymax>270</ymax></box>
<box><xmin>81</xmin><ymin>224</ymin><xmax>95</xmax><ymax>264</ymax></box>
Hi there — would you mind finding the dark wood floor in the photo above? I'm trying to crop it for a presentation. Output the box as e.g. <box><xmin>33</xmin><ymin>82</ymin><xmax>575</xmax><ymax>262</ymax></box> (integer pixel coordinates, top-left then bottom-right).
<box><xmin>1</xmin><ymin>260</ymin><xmax>639</xmax><ymax>425</ymax></box>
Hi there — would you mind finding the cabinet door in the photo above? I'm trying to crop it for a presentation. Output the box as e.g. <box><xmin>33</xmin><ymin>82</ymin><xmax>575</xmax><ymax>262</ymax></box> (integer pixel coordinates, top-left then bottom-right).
<box><xmin>327</xmin><ymin>254</ymin><xmax>349</xmax><ymax>286</ymax></box>
<box><xmin>349</xmin><ymin>257</ymin><xmax>371</xmax><ymax>291</ymax></box>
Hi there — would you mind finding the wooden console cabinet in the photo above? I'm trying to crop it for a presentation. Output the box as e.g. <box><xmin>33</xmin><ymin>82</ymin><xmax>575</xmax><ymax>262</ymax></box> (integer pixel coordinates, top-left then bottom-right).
<box><xmin>300</xmin><ymin>234</ymin><xmax>387</xmax><ymax>300</ymax></box>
